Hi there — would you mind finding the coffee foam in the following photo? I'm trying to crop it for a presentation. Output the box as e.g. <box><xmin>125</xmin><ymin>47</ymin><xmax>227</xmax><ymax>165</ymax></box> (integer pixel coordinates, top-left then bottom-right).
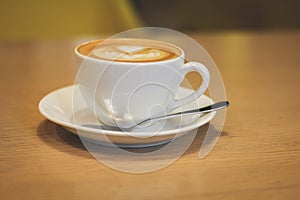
<box><xmin>78</xmin><ymin>39</ymin><xmax>180</xmax><ymax>62</ymax></box>
<box><xmin>92</xmin><ymin>45</ymin><xmax>172</xmax><ymax>62</ymax></box>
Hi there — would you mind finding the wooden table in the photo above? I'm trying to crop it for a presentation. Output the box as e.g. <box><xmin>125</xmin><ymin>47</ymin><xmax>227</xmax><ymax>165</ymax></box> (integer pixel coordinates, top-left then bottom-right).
<box><xmin>0</xmin><ymin>31</ymin><xmax>299</xmax><ymax>199</ymax></box>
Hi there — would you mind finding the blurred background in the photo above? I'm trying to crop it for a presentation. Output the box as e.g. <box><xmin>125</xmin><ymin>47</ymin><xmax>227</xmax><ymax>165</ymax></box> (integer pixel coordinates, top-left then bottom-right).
<box><xmin>0</xmin><ymin>0</ymin><xmax>300</xmax><ymax>40</ymax></box>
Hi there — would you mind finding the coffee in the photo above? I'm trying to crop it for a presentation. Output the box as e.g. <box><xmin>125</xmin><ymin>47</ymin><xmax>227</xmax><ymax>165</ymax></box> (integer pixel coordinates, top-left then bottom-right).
<box><xmin>77</xmin><ymin>39</ymin><xmax>181</xmax><ymax>62</ymax></box>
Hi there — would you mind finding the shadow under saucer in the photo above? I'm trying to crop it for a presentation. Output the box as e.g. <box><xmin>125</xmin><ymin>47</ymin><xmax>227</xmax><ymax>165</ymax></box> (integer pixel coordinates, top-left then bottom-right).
<box><xmin>37</xmin><ymin>120</ymin><xmax>229</xmax><ymax>167</ymax></box>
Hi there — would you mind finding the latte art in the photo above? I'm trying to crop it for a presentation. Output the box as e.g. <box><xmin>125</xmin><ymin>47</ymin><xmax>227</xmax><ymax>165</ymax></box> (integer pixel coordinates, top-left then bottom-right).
<box><xmin>77</xmin><ymin>39</ymin><xmax>181</xmax><ymax>62</ymax></box>
<box><xmin>92</xmin><ymin>45</ymin><xmax>173</xmax><ymax>62</ymax></box>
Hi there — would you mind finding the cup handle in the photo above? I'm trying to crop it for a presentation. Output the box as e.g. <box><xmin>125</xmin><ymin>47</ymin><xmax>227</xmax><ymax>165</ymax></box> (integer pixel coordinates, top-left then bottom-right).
<box><xmin>167</xmin><ymin>62</ymin><xmax>210</xmax><ymax>111</ymax></box>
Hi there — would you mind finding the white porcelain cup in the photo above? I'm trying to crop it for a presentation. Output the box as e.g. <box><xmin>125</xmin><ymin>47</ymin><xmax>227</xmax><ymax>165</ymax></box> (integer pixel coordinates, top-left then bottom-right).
<box><xmin>75</xmin><ymin>38</ymin><xmax>210</xmax><ymax>127</ymax></box>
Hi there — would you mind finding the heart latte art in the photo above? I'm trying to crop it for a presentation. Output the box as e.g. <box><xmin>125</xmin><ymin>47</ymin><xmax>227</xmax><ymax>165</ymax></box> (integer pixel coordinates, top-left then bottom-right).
<box><xmin>92</xmin><ymin>45</ymin><xmax>173</xmax><ymax>62</ymax></box>
<box><xmin>78</xmin><ymin>39</ymin><xmax>180</xmax><ymax>62</ymax></box>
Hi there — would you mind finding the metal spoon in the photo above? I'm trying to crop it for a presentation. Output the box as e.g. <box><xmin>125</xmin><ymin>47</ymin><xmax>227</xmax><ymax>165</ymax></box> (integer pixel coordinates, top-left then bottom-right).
<box><xmin>82</xmin><ymin>101</ymin><xmax>229</xmax><ymax>132</ymax></box>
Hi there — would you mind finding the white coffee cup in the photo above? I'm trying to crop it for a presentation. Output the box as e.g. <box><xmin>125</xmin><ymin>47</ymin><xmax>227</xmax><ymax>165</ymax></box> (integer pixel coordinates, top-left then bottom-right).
<box><xmin>75</xmin><ymin>38</ymin><xmax>210</xmax><ymax>127</ymax></box>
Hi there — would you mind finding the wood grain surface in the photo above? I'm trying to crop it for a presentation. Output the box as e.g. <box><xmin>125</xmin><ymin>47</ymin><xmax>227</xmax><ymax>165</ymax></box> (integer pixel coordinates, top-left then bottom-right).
<box><xmin>0</xmin><ymin>31</ymin><xmax>299</xmax><ymax>200</ymax></box>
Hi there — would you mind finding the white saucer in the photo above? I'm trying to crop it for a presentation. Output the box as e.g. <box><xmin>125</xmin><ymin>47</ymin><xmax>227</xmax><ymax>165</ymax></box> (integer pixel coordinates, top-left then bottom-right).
<box><xmin>39</xmin><ymin>85</ymin><xmax>216</xmax><ymax>147</ymax></box>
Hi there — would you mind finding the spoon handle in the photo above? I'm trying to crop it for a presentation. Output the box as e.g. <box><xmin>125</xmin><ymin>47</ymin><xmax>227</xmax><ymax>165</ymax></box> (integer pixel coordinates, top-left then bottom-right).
<box><xmin>136</xmin><ymin>101</ymin><xmax>229</xmax><ymax>126</ymax></box>
<box><xmin>172</xmin><ymin>101</ymin><xmax>229</xmax><ymax>116</ymax></box>
<box><xmin>83</xmin><ymin>101</ymin><xmax>230</xmax><ymax>131</ymax></box>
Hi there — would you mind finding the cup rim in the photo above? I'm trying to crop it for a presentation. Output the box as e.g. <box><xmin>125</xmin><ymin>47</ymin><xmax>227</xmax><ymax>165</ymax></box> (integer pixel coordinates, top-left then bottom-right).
<box><xmin>75</xmin><ymin>38</ymin><xmax>184</xmax><ymax>64</ymax></box>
